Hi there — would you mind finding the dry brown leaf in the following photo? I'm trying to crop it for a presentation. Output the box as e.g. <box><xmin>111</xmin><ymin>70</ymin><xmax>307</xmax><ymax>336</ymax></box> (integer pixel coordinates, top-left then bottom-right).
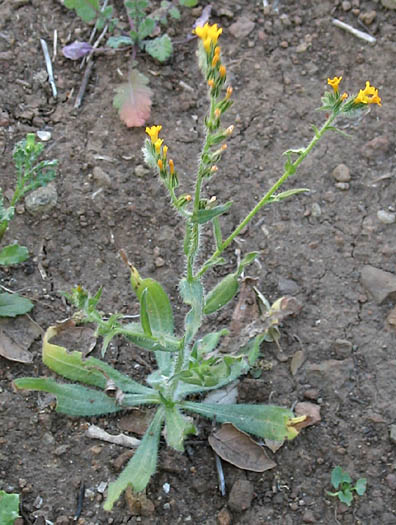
<box><xmin>119</xmin><ymin>409</ymin><xmax>156</xmax><ymax>436</ymax></box>
<box><xmin>290</xmin><ymin>349</ymin><xmax>305</xmax><ymax>376</ymax></box>
<box><xmin>0</xmin><ymin>316</ymin><xmax>41</xmax><ymax>363</ymax></box>
<box><xmin>229</xmin><ymin>277</ymin><xmax>260</xmax><ymax>336</ymax></box>
<box><xmin>50</xmin><ymin>320</ymin><xmax>97</xmax><ymax>357</ymax></box>
<box><xmin>264</xmin><ymin>439</ymin><xmax>284</xmax><ymax>453</ymax></box>
<box><xmin>294</xmin><ymin>402</ymin><xmax>321</xmax><ymax>428</ymax></box>
<box><xmin>208</xmin><ymin>423</ymin><xmax>276</xmax><ymax>472</ymax></box>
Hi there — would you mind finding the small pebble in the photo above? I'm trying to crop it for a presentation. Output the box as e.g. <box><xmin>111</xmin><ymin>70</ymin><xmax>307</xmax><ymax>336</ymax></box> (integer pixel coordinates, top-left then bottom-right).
<box><xmin>36</xmin><ymin>130</ymin><xmax>51</xmax><ymax>141</ymax></box>
<box><xmin>332</xmin><ymin>163</ymin><xmax>351</xmax><ymax>182</ymax></box>
<box><xmin>342</xmin><ymin>1</ymin><xmax>352</xmax><ymax>11</ymax></box>
<box><xmin>335</xmin><ymin>182</ymin><xmax>350</xmax><ymax>190</ymax></box>
<box><xmin>359</xmin><ymin>10</ymin><xmax>377</xmax><ymax>25</ymax></box>
<box><xmin>135</xmin><ymin>164</ymin><xmax>149</xmax><ymax>177</ymax></box>
<box><xmin>377</xmin><ymin>210</ymin><xmax>396</xmax><ymax>224</ymax></box>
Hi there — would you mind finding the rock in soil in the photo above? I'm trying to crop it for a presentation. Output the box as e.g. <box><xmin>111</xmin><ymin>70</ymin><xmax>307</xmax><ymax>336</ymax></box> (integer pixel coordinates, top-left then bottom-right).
<box><xmin>360</xmin><ymin>265</ymin><xmax>396</xmax><ymax>304</ymax></box>
<box><xmin>228</xmin><ymin>479</ymin><xmax>254</xmax><ymax>512</ymax></box>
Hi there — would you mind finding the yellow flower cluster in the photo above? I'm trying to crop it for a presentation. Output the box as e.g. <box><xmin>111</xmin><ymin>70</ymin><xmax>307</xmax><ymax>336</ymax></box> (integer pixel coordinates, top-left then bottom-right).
<box><xmin>354</xmin><ymin>81</ymin><xmax>381</xmax><ymax>106</ymax></box>
<box><xmin>328</xmin><ymin>76</ymin><xmax>342</xmax><ymax>93</ymax></box>
<box><xmin>195</xmin><ymin>23</ymin><xmax>222</xmax><ymax>52</ymax></box>
<box><xmin>145</xmin><ymin>125</ymin><xmax>176</xmax><ymax>177</ymax></box>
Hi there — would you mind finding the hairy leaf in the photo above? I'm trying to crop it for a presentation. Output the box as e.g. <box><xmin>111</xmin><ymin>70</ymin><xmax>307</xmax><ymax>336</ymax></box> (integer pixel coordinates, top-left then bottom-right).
<box><xmin>0</xmin><ymin>490</ymin><xmax>20</xmax><ymax>525</ymax></box>
<box><xmin>107</xmin><ymin>35</ymin><xmax>134</xmax><ymax>48</ymax></box>
<box><xmin>191</xmin><ymin>201</ymin><xmax>232</xmax><ymax>224</ymax></box>
<box><xmin>145</xmin><ymin>34</ymin><xmax>173</xmax><ymax>62</ymax></box>
<box><xmin>113</xmin><ymin>70</ymin><xmax>152</xmax><ymax>127</ymax></box>
<box><xmin>0</xmin><ymin>293</ymin><xmax>33</xmax><ymax>317</ymax></box>
<box><xmin>179</xmin><ymin>278</ymin><xmax>203</xmax><ymax>343</ymax></box>
<box><xmin>0</xmin><ymin>244</ymin><xmax>29</xmax><ymax>266</ymax></box>
<box><xmin>104</xmin><ymin>407</ymin><xmax>165</xmax><ymax>510</ymax></box>
<box><xmin>64</xmin><ymin>0</ymin><xmax>99</xmax><ymax>23</ymax></box>
<box><xmin>14</xmin><ymin>377</ymin><xmax>122</xmax><ymax>416</ymax></box>
<box><xmin>164</xmin><ymin>406</ymin><xmax>196</xmax><ymax>451</ymax></box>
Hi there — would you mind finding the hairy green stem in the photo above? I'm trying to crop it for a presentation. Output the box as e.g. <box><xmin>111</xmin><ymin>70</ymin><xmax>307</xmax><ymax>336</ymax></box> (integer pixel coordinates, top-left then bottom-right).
<box><xmin>196</xmin><ymin>113</ymin><xmax>337</xmax><ymax>278</ymax></box>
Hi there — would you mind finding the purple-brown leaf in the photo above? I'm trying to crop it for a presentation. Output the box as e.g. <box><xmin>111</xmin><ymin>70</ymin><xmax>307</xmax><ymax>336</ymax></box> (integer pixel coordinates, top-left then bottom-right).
<box><xmin>62</xmin><ymin>41</ymin><xmax>94</xmax><ymax>60</ymax></box>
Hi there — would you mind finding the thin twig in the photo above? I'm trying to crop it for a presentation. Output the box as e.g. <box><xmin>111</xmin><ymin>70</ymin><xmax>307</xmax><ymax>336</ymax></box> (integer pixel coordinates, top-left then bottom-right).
<box><xmin>86</xmin><ymin>424</ymin><xmax>141</xmax><ymax>448</ymax></box>
<box><xmin>73</xmin><ymin>480</ymin><xmax>85</xmax><ymax>522</ymax></box>
<box><xmin>215</xmin><ymin>453</ymin><xmax>226</xmax><ymax>496</ymax></box>
<box><xmin>332</xmin><ymin>18</ymin><xmax>376</xmax><ymax>44</ymax></box>
<box><xmin>40</xmin><ymin>38</ymin><xmax>57</xmax><ymax>97</ymax></box>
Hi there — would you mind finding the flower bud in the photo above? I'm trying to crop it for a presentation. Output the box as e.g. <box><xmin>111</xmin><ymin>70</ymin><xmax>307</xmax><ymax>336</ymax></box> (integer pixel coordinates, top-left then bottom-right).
<box><xmin>219</xmin><ymin>65</ymin><xmax>226</xmax><ymax>78</ymax></box>
<box><xmin>226</xmin><ymin>86</ymin><xmax>233</xmax><ymax>100</ymax></box>
<box><xmin>215</xmin><ymin>108</ymin><xmax>221</xmax><ymax>118</ymax></box>
<box><xmin>225</xmin><ymin>125</ymin><xmax>234</xmax><ymax>136</ymax></box>
<box><xmin>157</xmin><ymin>159</ymin><xmax>163</xmax><ymax>170</ymax></box>
<box><xmin>169</xmin><ymin>159</ymin><xmax>175</xmax><ymax>175</ymax></box>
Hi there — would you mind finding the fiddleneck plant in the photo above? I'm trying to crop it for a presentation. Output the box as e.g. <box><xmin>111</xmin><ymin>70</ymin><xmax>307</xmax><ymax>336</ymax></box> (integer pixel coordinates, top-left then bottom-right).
<box><xmin>14</xmin><ymin>24</ymin><xmax>381</xmax><ymax>511</ymax></box>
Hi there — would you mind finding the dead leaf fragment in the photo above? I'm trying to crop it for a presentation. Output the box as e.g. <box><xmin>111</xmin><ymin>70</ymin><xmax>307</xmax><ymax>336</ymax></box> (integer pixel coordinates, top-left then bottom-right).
<box><xmin>208</xmin><ymin>423</ymin><xmax>276</xmax><ymax>472</ymax></box>
<box><xmin>119</xmin><ymin>409</ymin><xmax>156</xmax><ymax>436</ymax></box>
<box><xmin>294</xmin><ymin>402</ymin><xmax>321</xmax><ymax>428</ymax></box>
<box><xmin>0</xmin><ymin>316</ymin><xmax>41</xmax><ymax>363</ymax></box>
<box><xmin>113</xmin><ymin>69</ymin><xmax>153</xmax><ymax>127</ymax></box>
<box><xmin>290</xmin><ymin>350</ymin><xmax>305</xmax><ymax>376</ymax></box>
<box><xmin>50</xmin><ymin>322</ymin><xmax>97</xmax><ymax>357</ymax></box>
<box><xmin>264</xmin><ymin>439</ymin><xmax>284</xmax><ymax>453</ymax></box>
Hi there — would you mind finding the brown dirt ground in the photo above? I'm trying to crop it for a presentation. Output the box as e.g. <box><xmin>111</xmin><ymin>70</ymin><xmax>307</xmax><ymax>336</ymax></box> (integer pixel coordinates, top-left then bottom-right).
<box><xmin>1</xmin><ymin>0</ymin><xmax>396</xmax><ymax>523</ymax></box>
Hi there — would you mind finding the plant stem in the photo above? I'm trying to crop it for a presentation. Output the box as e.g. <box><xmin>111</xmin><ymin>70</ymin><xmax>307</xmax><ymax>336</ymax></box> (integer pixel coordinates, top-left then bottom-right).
<box><xmin>196</xmin><ymin>113</ymin><xmax>337</xmax><ymax>277</ymax></box>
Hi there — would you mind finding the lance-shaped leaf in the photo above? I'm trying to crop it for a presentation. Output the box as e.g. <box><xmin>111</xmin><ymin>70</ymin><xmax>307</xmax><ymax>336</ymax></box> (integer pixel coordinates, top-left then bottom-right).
<box><xmin>0</xmin><ymin>244</ymin><xmax>29</xmax><ymax>266</ymax></box>
<box><xmin>179</xmin><ymin>278</ymin><xmax>203</xmax><ymax>343</ymax></box>
<box><xmin>164</xmin><ymin>406</ymin><xmax>196</xmax><ymax>451</ymax></box>
<box><xmin>113</xmin><ymin>70</ymin><xmax>152</xmax><ymax>128</ymax></box>
<box><xmin>268</xmin><ymin>188</ymin><xmax>310</xmax><ymax>203</ymax></box>
<box><xmin>191</xmin><ymin>201</ymin><xmax>232</xmax><ymax>225</ymax></box>
<box><xmin>13</xmin><ymin>377</ymin><xmax>122</xmax><ymax>417</ymax></box>
<box><xmin>104</xmin><ymin>407</ymin><xmax>165</xmax><ymax>511</ymax></box>
<box><xmin>180</xmin><ymin>401</ymin><xmax>304</xmax><ymax>441</ymax></box>
<box><xmin>42</xmin><ymin>325</ymin><xmax>154</xmax><ymax>394</ymax></box>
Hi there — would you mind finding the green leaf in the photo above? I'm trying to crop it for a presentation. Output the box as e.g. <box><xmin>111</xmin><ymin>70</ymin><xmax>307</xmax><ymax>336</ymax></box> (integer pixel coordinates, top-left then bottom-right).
<box><xmin>138</xmin><ymin>17</ymin><xmax>156</xmax><ymax>41</ymax></box>
<box><xmin>164</xmin><ymin>406</ymin><xmax>196</xmax><ymax>451</ymax></box>
<box><xmin>181</xmin><ymin>402</ymin><xmax>297</xmax><ymax>441</ymax></box>
<box><xmin>145</xmin><ymin>34</ymin><xmax>173</xmax><ymax>62</ymax></box>
<box><xmin>0</xmin><ymin>244</ymin><xmax>29</xmax><ymax>266</ymax></box>
<box><xmin>268</xmin><ymin>188</ymin><xmax>310</xmax><ymax>203</ymax></box>
<box><xmin>0</xmin><ymin>490</ymin><xmax>20</xmax><ymax>525</ymax></box>
<box><xmin>42</xmin><ymin>325</ymin><xmax>154</xmax><ymax>394</ymax></box>
<box><xmin>169</xmin><ymin>6</ymin><xmax>181</xmax><ymax>19</ymax></box>
<box><xmin>193</xmin><ymin>329</ymin><xmax>229</xmax><ymax>357</ymax></box>
<box><xmin>338</xmin><ymin>489</ymin><xmax>353</xmax><ymax>506</ymax></box>
<box><xmin>104</xmin><ymin>407</ymin><xmax>165</xmax><ymax>510</ymax></box>
<box><xmin>191</xmin><ymin>201</ymin><xmax>232</xmax><ymax>224</ymax></box>
<box><xmin>179</xmin><ymin>0</ymin><xmax>198</xmax><ymax>6</ymax></box>
<box><xmin>64</xmin><ymin>0</ymin><xmax>99</xmax><ymax>23</ymax></box>
<box><xmin>354</xmin><ymin>478</ymin><xmax>367</xmax><ymax>496</ymax></box>
<box><xmin>107</xmin><ymin>35</ymin><xmax>134</xmax><ymax>48</ymax></box>
<box><xmin>331</xmin><ymin>466</ymin><xmax>351</xmax><ymax>490</ymax></box>
<box><xmin>0</xmin><ymin>292</ymin><xmax>33</xmax><ymax>317</ymax></box>
<box><xmin>203</xmin><ymin>274</ymin><xmax>239</xmax><ymax>315</ymax></box>
<box><xmin>179</xmin><ymin>278</ymin><xmax>203</xmax><ymax>343</ymax></box>
<box><xmin>140</xmin><ymin>288</ymin><xmax>153</xmax><ymax>336</ymax></box>
<box><xmin>14</xmin><ymin>377</ymin><xmax>122</xmax><ymax>416</ymax></box>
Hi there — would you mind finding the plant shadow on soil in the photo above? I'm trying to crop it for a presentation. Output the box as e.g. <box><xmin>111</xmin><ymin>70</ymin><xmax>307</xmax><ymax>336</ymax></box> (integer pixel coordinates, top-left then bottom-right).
<box><xmin>1</xmin><ymin>0</ymin><xmax>396</xmax><ymax>523</ymax></box>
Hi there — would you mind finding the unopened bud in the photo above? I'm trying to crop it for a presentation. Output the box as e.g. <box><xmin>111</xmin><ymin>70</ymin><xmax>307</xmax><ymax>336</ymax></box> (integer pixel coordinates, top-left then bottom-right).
<box><xmin>163</xmin><ymin>145</ymin><xmax>168</xmax><ymax>158</ymax></box>
<box><xmin>186</xmin><ymin>195</ymin><xmax>192</xmax><ymax>202</ymax></box>
<box><xmin>221</xmin><ymin>144</ymin><xmax>227</xmax><ymax>151</ymax></box>
<box><xmin>169</xmin><ymin>159</ymin><xmax>175</xmax><ymax>175</ymax></box>
<box><xmin>212</xmin><ymin>55</ymin><xmax>219</xmax><ymax>68</ymax></box>
<box><xmin>214</xmin><ymin>46</ymin><xmax>221</xmax><ymax>57</ymax></box>
<box><xmin>211</xmin><ymin>166</ymin><xmax>218</xmax><ymax>173</ymax></box>
<box><xmin>225</xmin><ymin>125</ymin><xmax>234</xmax><ymax>136</ymax></box>
<box><xmin>341</xmin><ymin>92</ymin><xmax>348</xmax><ymax>101</ymax></box>
<box><xmin>157</xmin><ymin>159</ymin><xmax>163</xmax><ymax>170</ymax></box>
<box><xmin>208</xmin><ymin>79</ymin><xmax>215</xmax><ymax>88</ymax></box>
<box><xmin>226</xmin><ymin>86</ymin><xmax>233</xmax><ymax>100</ymax></box>
<box><xmin>219</xmin><ymin>65</ymin><xmax>226</xmax><ymax>78</ymax></box>
<box><xmin>215</xmin><ymin>108</ymin><xmax>221</xmax><ymax>118</ymax></box>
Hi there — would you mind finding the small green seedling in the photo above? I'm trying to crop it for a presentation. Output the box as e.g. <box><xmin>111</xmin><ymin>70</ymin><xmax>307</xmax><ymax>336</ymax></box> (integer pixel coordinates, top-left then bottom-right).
<box><xmin>0</xmin><ymin>133</ymin><xmax>57</xmax><ymax>317</ymax></box>
<box><xmin>0</xmin><ymin>490</ymin><xmax>20</xmax><ymax>525</ymax></box>
<box><xmin>327</xmin><ymin>466</ymin><xmax>367</xmax><ymax>506</ymax></box>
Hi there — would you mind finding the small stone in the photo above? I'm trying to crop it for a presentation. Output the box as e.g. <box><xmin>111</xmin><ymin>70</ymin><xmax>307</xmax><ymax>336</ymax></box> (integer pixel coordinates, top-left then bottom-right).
<box><xmin>335</xmin><ymin>182</ymin><xmax>350</xmax><ymax>190</ymax></box>
<box><xmin>377</xmin><ymin>210</ymin><xmax>396</xmax><ymax>224</ymax></box>
<box><xmin>36</xmin><ymin>130</ymin><xmax>51</xmax><ymax>141</ymax></box>
<box><xmin>359</xmin><ymin>10</ymin><xmax>377</xmax><ymax>24</ymax></box>
<box><xmin>54</xmin><ymin>445</ymin><xmax>70</xmax><ymax>456</ymax></box>
<box><xmin>303</xmin><ymin>389</ymin><xmax>319</xmax><ymax>401</ymax></box>
<box><xmin>302</xmin><ymin>510</ymin><xmax>316</xmax><ymax>523</ymax></box>
<box><xmin>55</xmin><ymin>516</ymin><xmax>71</xmax><ymax>525</ymax></box>
<box><xmin>217</xmin><ymin>507</ymin><xmax>232</xmax><ymax>525</ymax></box>
<box><xmin>385</xmin><ymin>473</ymin><xmax>396</xmax><ymax>490</ymax></box>
<box><xmin>229</xmin><ymin>17</ymin><xmax>255</xmax><ymax>39</ymax></box>
<box><xmin>305</xmin><ymin>359</ymin><xmax>354</xmax><ymax>392</ymax></box>
<box><xmin>296</xmin><ymin>42</ymin><xmax>308</xmax><ymax>53</ymax></box>
<box><xmin>134</xmin><ymin>164</ymin><xmax>149</xmax><ymax>177</ymax></box>
<box><xmin>280</xmin><ymin>40</ymin><xmax>289</xmax><ymax>48</ymax></box>
<box><xmin>333</xmin><ymin>339</ymin><xmax>353</xmax><ymax>358</ymax></box>
<box><xmin>97</xmin><ymin>481</ymin><xmax>108</xmax><ymax>494</ymax></box>
<box><xmin>361</xmin><ymin>135</ymin><xmax>390</xmax><ymax>159</ymax></box>
<box><xmin>279</xmin><ymin>14</ymin><xmax>291</xmax><ymax>26</ymax></box>
<box><xmin>228</xmin><ymin>479</ymin><xmax>254</xmax><ymax>512</ymax></box>
<box><xmin>342</xmin><ymin>1</ymin><xmax>352</xmax><ymax>11</ymax></box>
<box><xmin>25</xmin><ymin>183</ymin><xmax>57</xmax><ymax>215</ymax></box>
<box><xmin>360</xmin><ymin>265</ymin><xmax>396</xmax><ymax>304</ymax></box>
<box><xmin>389</xmin><ymin>424</ymin><xmax>396</xmax><ymax>444</ymax></box>
<box><xmin>155</xmin><ymin>256</ymin><xmax>165</xmax><ymax>268</ymax></box>
<box><xmin>92</xmin><ymin>166</ymin><xmax>111</xmax><ymax>187</ymax></box>
<box><xmin>332</xmin><ymin>164</ymin><xmax>351</xmax><ymax>182</ymax></box>
<box><xmin>278</xmin><ymin>277</ymin><xmax>299</xmax><ymax>294</ymax></box>
<box><xmin>381</xmin><ymin>0</ymin><xmax>396</xmax><ymax>9</ymax></box>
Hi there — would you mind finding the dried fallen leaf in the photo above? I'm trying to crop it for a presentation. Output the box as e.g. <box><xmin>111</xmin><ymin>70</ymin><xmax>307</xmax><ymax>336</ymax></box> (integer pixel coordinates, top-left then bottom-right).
<box><xmin>264</xmin><ymin>439</ymin><xmax>284</xmax><ymax>453</ymax></box>
<box><xmin>294</xmin><ymin>402</ymin><xmax>321</xmax><ymax>428</ymax></box>
<box><xmin>113</xmin><ymin>70</ymin><xmax>153</xmax><ymax>127</ymax></box>
<box><xmin>50</xmin><ymin>321</ymin><xmax>97</xmax><ymax>358</ymax></box>
<box><xmin>119</xmin><ymin>409</ymin><xmax>156</xmax><ymax>436</ymax></box>
<box><xmin>290</xmin><ymin>349</ymin><xmax>305</xmax><ymax>376</ymax></box>
<box><xmin>0</xmin><ymin>316</ymin><xmax>41</xmax><ymax>363</ymax></box>
<box><xmin>208</xmin><ymin>423</ymin><xmax>276</xmax><ymax>472</ymax></box>
<box><xmin>229</xmin><ymin>277</ymin><xmax>260</xmax><ymax>337</ymax></box>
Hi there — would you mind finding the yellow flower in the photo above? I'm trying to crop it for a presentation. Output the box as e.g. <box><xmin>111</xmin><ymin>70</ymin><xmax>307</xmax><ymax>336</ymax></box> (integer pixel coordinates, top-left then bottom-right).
<box><xmin>328</xmin><ymin>76</ymin><xmax>342</xmax><ymax>92</ymax></box>
<box><xmin>208</xmin><ymin>79</ymin><xmax>215</xmax><ymax>88</ymax></box>
<box><xmin>354</xmin><ymin>81</ymin><xmax>381</xmax><ymax>106</ymax></box>
<box><xmin>169</xmin><ymin>159</ymin><xmax>175</xmax><ymax>175</ymax></box>
<box><xmin>212</xmin><ymin>54</ymin><xmax>219</xmax><ymax>67</ymax></box>
<box><xmin>163</xmin><ymin>145</ymin><xmax>168</xmax><ymax>159</ymax></box>
<box><xmin>157</xmin><ymin>159</ymin><xmax>163</xmax><ymax>170</ymax></box>
<box><xmin>154</xmin><ymin>138</ymin><xmax>163</xmax><ymax>154</ymax></box>
<box><xmin>219</xmin><ymin>65</ymin><xmax>226</xmax><ymax>78</ymax></box>
<box><xmin>341</xmin><ymin>92</ymin><xmax>348</xmax><ymax>101</ymax></box>
<box><xmin>145</xmin><ymin>125</ymin><xmax>162</xmax><ymax>143</ymax></box>
<box><xmin>195</xmin><ymin>23</ymin><xmax>223</xmax><ymax>52</ymax></box>
<box><xmin>186</xmin><ymin>194</ymin><xmax>192</xmax><ymax>202</ymax></box>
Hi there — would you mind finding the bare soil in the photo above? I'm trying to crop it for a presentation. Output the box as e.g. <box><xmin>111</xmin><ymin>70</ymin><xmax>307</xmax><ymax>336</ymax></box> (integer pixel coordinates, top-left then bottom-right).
<box><xmin>1</xmin><ymin>0</ymin><xmax>396</xmax><ymax>524</ymax></box>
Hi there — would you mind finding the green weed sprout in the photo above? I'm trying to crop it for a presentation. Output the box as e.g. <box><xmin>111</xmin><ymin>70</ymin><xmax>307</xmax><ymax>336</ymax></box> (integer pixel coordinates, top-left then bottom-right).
<box><xmin>327</xmin><ymin>466</ymin><xmax>367</xmax><ymax>506</ymax></box>
<box><xmin>14</xmin><ymin>24</ymin><xmax>381</xmax><ymax>511</ymax></box>
<box><xmin>63</xmin><ymin>0</ymin><xmax>199</xmax><ymax>126</ymax></box>
<box><xmin>0</xmin><ymin>133</ymin><xmax>57</xmax><ymax>317</ymax></box>
<box><xmin>0</xmin><ymin>490</ymin><xmax>20</xmax><ymax>525</ymax></box>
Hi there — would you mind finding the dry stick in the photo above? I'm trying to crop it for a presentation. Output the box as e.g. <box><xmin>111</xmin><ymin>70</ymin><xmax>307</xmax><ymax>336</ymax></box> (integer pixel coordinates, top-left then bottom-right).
<box><xmin>86</xmin><ymin>424</ymin><xmax>141</xmax><ymax>448</ymax></box>
<box><xmin>40</xmin><ymin>38</ymin><xmax>57</xmax><ymax>98</ymax></box>
<box><xmin>74</xmin><ymin>23</ymin><xmax>109</xmax><ymax>109</ymax></box>
<box><xmin>332</xmin><ymin>18</ymin><xmax>376</xmax><ymax>43</ymax></box>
